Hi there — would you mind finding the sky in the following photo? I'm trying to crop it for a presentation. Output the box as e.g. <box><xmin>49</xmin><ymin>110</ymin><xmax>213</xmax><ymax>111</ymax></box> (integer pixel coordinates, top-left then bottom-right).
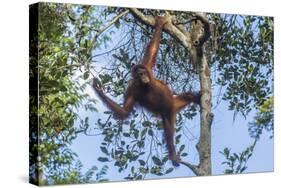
<box><xmin>69</xmin><ymin>7</ymin><xmax>273</xmax><ymax>181</ymax></box>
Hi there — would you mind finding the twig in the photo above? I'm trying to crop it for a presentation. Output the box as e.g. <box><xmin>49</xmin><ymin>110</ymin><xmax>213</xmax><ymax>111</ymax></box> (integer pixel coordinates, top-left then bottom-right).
<box><xmin>92</xmin><ymin>32</ymin><xmax>131</xmax><ymax>58</ymax></box>
<box><xmin>87</xmin><ymin>10</ymin><xmax>130</xmax><ymax>57</ymax></box>
<box><xmin>96</xmin><ymin>10</ymin><xmax>130</xmax><ymax>37</ymax></box>
<box><xmin>85</xmin><ymin>10</ymin><xmax>130</xmax><ymax>79</ymax></box>
<box><xmin>179</xmin><ymin>161</ymin><xmax>199</xmax><ymax>175</ymax></box>
<box><xmin>173</xmin><ymin>17</ymin><xmax>197</xmax><ymax>25</ymax></box>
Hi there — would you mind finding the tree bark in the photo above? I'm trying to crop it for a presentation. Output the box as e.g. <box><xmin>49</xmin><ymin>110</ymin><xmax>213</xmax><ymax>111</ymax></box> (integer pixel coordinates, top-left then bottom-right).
<box><xmin>196</xmin><ymin>55</ymin><xmax>213</xmax><ymax>176</ymax></box>
<box><xmin>190</xmin><ymin>13</ymin><xmax>213</xmax><ymax>176</ymax></box>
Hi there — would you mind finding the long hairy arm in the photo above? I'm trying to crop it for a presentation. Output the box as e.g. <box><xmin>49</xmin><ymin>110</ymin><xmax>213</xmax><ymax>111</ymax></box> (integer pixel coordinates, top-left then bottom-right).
<box><xmin>140</xmin><ymin>16</ymin><xmax>168</xmax><ymax>70</ymax></box>
<box><xmin>92</xmin><ymin>78</ymin><xmax>135</xmax><ymax>119</ymax></box>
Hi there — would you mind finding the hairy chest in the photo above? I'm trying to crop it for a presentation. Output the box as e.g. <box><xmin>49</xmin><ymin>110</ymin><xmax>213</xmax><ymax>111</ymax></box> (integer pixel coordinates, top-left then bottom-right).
<box><xmin>133</xmin><ymin>81</ymin><xmax>173</xmax><ymax>114</ymax></box>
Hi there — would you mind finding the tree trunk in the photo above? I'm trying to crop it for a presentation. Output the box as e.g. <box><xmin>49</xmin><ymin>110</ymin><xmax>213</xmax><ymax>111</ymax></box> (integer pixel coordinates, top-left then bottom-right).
<box><xmin>197</xmin><ymin>55</ymin><xmax>212</xmax><ymax>175</ymax></box>
<box><xmin>190</xmin><ymin>13</ymin><xmax>213</xmax><ymax>176</ymax></box>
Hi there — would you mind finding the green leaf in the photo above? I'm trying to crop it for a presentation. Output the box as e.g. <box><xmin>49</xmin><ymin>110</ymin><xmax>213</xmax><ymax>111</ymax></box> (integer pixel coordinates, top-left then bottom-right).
<box><xmin>229</xmin><ymin>156</ymin><xmax>236</xmax><ymax>162</ymax></box>
<box><xmin>136</xmin><ymin>175</ymin><xmax>143</xmax><ymax>180</ymax></box>
<box><xmin>139</xmin><ymin>167</ymin><xmax>148</xmax><ymax>173</ymax></box>
<box><xmin>62</xmin><ymin>70</ymin><xmax>68</xmax><ymax>77</ymax></box>
<box><xmin>100</xmin><ymin>146</ymin><xmax>109</xmax><ymax>155</ymax></box>
<box><xmin>225</xmin><ymin>169</ymin><xmax>234</xmax><ymax>174</ymax></box>
<box><xmin>141</xmin><ymin>128</ymin><xmax>147</xmax><ymax>138</ymax></box>
<box><xmin>133</xmin><ymin>129</ymin><xmax>139</xmax><ymax>139</ymax></box>
<box><xmin>148</xmin><ymin>129</ymin><xmax>153</xmax><ymax>136</ymax></box>
<box><xmin>49</xmin><ymin>80</ymin><xmax>59</xmax><ymax>86</ymax></box>
<box><xmin>152</xmin><ymin>156</ymin><xmax>162</xmax><ymax>166</ymax></box>
<box><xmin>181</xmin><ymin>152</ymin><xmax>188</xmax><ymax>157</ymax></box>
<box><xmin>138</xmin><ymin>160</ymin><xmax>146</xmax><ymax>166</ymax></box>
<box><xmin>165</xmin><ymin>168</ymin><xmax>174</xmax><ymax>174</ymax></box>
<box><xmin>84</xmin><ymin>71</ymin><xmax>90</xmax><ymax>80</ymax></box>
<box><xmin>97</xmin><ymin>157</ymin><xmax>109</xmax><ymax>162</ymax></box>
<box><xmin>104</xmin><ymin>111</ymin><xmax>112</xmax><ymax>114</ymax></box>
<box><xmin>142</xmin><ymin>121</ymin><xmax>151</xmax><ymax>127</ymax></box>
<box><xmin>123</xmin><ymin>132</ymin><xmax>130</xmax><ymax>137</ymax></box>
<box><xmin>240</xmin><ymin>166</ymin><xmax>247</xmax><ymax>173</ymax></box>
<box><xmin>179</xmin><ymin>145</ymin><xmax>185</xmax><ymax>153</ymax></box>
<box><xmin>114</xmin><ymin>19</ymin><xmax>120</xmax><ymax>28</ymax></box>
<box><xmin>60</xmin><ymin>85</ymin><xmax>67</xmax><ymax>91</ymax></box>
<box><xmin>223</xmin><ymin>148</ymin><xmax>230</xmax><ymax>158</ymax></box>
<box><xmin>175</xmin><ymin>134</ymin><xmax>182</xmax><ymax>144</ymax></box>
<box><xmin>236</xmin><ymin>164</ymin><xmax>241</xmax><ymax>173</ymax></box>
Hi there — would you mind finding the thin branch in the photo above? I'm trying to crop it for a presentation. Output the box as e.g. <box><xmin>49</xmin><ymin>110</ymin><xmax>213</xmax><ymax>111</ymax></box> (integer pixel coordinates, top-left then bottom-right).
<box><xmin>92</xmin><ymin>32</ymin><xmax>131</xmax><ymax>58</ymax></box>
<box><xmin>87</xmin><ymin>10</ymin><xmax>130</xmax><ymax>56</ymax></box>
<box><xmin>85</xmin><ymin>10</ymin><xmax>130</xmax><ymax>79</ymax></box>
<box><xmin>179</xmin><ymin>161</ymin><xmax>199</xmax><ymax>176</ymax></box>
<box><xmin>98</xmin><ymin>10</ymin><xmax>130</xmax><ymax>37</ymax></box>
<box><xmin>173</xmin><ymin>17</ymin><xmax>197</xmax><ymax>25</ymax></box>
<box><xmin>58</xmin><ymin>63</ymin><xmax>81</xmax><ymax>70</ymax></box>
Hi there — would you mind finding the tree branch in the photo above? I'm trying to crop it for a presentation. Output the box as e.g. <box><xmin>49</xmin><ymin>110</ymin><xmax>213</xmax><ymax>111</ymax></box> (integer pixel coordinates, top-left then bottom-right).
<box><xmin>192</xmin><ymin>12</ymin><xmax>211</xmax><ymax>46</ymax></box>
<box><xmin>129</xmin><ymin>8</ymin><xmax>192</xmax><ymax>50</ymax></box>
<box><xmin>179</xmin><ymin>161</ymin><xmax>199</xmax><ymax>176</ymax></box>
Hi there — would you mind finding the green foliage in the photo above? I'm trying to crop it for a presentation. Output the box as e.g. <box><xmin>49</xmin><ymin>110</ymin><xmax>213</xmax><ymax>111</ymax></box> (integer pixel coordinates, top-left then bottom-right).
<box><xmin>213</xmin><ymin>15</ymin><xmax>273</xmax><ymax>117</ymax></box>
<box><xmin>248</xmin><ymin>97</ymin><xmax>274</xmax><ymax>139</ymax></box>
<box><xmin>220</xmin><ymin>143</ymin><xmax>255</xmax><ymax>174</ymax></box>
<box><xmin>211</xmin><ymin>14</ymin><xmax>273</xmax><ymax>175</ymax></box>
<box><xmin>95</xmin><ymin>111</ymin><xmax>188</xmax><ymax>179</ymax></box>
<box><xmin>42</xmin><ymin>162</ymin><xmax>108</xmax><ymax>185</ymax></box>
<box><xmin>30</xmin><ymin>3</ymin><xmax>112</xmax><ymax>185</ymax></box>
